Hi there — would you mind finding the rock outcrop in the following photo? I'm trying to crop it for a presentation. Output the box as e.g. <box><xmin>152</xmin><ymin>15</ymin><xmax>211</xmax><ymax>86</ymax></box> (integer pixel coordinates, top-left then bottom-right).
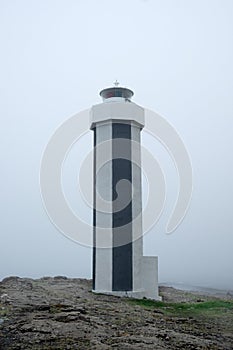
<box><xmin>0</xmin><ymin>277</ymin><xmax>232</xmax><ymax>349</ymax></box>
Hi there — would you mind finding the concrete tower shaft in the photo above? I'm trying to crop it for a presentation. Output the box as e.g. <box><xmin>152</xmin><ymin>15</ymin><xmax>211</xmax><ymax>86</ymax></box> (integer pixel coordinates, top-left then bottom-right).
<box><xmin>90</xmin><ymin>86</ymin><xmax>160</xmax><ymax>300</ymax></box>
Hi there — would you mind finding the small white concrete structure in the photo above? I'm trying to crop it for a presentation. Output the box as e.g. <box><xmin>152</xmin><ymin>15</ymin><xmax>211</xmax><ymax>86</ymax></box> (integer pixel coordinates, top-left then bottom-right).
<box><xmin>90</xmin><ymin>85</ymin><xmax>160</xmax><ymax>300</ymax></box>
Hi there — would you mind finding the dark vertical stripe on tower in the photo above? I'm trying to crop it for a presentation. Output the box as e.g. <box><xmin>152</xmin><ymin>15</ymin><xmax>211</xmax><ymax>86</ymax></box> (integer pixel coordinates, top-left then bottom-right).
<box><xmin>92</xmin><ymin>127</ymin><xmax>96</xmax><ymax>290</ymax></box>
<box><xmin>112</xmin><ymin>123</ymin><xmax>133</xmax><ymax>291</ymax></box>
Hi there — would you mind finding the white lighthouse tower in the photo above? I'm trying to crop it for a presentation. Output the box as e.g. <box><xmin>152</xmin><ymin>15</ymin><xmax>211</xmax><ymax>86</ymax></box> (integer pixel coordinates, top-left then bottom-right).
<box><xmin>90</xmin><ymin>83</ymin><xmax>160</xmax><ymax>300</ymax></box>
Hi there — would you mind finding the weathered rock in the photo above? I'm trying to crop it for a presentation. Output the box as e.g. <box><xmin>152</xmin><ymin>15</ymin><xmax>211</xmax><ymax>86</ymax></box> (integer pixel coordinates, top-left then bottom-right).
<box><xmin>0</xmin><ymin>277</ymin><xmax>232</xmax><ymax>349</ymax></box>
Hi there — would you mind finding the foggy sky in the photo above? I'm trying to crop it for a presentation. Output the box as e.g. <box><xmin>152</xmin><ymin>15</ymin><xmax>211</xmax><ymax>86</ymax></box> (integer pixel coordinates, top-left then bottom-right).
<box><xmin>0</xmin><ymin>0</ymin><xmax>233</xmax><ymax>290</ymax></box>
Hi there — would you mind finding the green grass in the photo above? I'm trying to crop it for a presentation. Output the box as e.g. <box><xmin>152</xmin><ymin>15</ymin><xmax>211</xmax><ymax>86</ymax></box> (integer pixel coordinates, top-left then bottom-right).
<box><xmin>0</xmin><ymin>304</ymin><xmax>11</xmax><ymax>317</ymax></box>
<box><xmin>127</xmin><ymin>298</ymin><xmax>233</xmax><ymax>317</ymax></box>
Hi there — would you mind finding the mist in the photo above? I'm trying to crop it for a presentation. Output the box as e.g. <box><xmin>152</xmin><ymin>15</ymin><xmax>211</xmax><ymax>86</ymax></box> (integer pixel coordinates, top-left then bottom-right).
<box><xmin>0</xmin><ymin>0</ymin><xmax>233</xmax><ymax>290</ymax></box>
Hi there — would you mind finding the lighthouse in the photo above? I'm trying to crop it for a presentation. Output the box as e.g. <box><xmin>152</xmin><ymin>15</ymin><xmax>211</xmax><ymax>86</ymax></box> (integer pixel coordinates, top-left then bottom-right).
<box><xmin>90</xmin><ymin>83</ymin><xmax>160</xmax><ymax>300</ymax></box>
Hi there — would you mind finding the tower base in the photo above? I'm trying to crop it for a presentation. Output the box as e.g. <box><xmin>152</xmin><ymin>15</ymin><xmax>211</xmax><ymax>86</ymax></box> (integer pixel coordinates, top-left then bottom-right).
<box><xmin>93</xmin><ymin>256</ymin><xmax>161</xmax><ymax>301</ymax></box>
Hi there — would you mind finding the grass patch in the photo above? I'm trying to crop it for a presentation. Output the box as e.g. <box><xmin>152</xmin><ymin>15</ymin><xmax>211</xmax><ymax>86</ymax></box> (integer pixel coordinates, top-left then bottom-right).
<box><xmin>127</xmin><ymin>298</ymin><xmax>233</xmax><ymax>317</ymax></box>
<box><xmin>0</xmin><ymin>304</ymin><xmax>11</xmax><ymax>317</ymax></box>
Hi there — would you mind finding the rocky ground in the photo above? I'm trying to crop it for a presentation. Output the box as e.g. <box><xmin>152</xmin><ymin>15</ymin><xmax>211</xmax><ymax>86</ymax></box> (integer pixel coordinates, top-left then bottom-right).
<box><xmin>0</xmin><ymin>277</ymin><xmax>232</xmax><ymax>349</ymax></box>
